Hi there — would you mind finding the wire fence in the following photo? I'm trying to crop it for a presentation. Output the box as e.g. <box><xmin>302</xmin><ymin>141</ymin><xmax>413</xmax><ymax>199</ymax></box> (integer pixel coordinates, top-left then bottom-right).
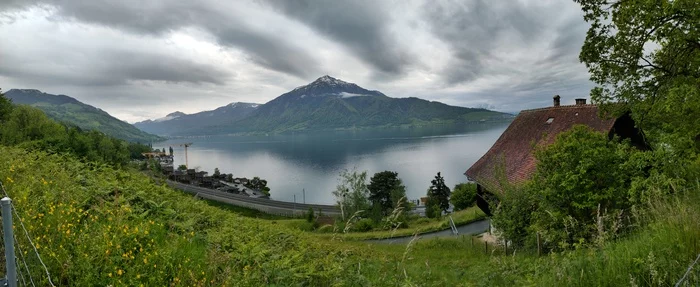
<box><xmin>0</xmin><ymin>181</ymin><xmax>55</xmax><ymax>287</ymax></box>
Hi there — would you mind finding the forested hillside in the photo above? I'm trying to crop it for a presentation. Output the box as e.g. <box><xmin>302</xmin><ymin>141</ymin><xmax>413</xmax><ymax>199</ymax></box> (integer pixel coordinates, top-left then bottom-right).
<box><xmin>5</xmin><ymin>89</ymin><xmax>161</xmax><ymax>143</ymax></box>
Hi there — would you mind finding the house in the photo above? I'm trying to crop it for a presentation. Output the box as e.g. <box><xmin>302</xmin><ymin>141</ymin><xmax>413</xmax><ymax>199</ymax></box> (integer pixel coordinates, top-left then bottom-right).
<box><xmin>465</xmin><ymin>96</ymin><xmax>646</xmax><ymax>216</ymax></box>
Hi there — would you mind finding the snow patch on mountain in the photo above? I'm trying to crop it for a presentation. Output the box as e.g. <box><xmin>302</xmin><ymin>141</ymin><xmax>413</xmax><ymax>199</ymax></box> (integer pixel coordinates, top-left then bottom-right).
<box><xmin>154</xmin><ymin>111</ymin><xmax>186</xmax><ymax>122</ymax></box>
<box><xmin>339</xmin><ymin>92</ymin><xmax>371</xmax><ymax>98</ymax></box>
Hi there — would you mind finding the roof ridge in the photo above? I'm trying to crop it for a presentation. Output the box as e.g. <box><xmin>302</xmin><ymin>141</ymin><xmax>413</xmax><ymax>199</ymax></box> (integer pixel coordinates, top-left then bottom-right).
<box><xmin>520</xmin><ymin>104</ymin><xmax>598</xmax><ymax>114</ymax></box>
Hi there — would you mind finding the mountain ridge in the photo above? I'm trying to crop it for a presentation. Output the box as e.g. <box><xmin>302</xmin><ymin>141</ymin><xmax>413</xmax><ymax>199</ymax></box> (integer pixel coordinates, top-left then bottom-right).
<box><xmin>134</xmin><ymin>101</ymin><xmax>262</xmax><ymax>136</ymax></box>
<box><xmin>4</xmin><ymin>89</ymin><xmax>162</xmax><ymax>143</ymax></box>
<box><xmin>164</xmin><ymin>76</ymin><xmax>512</xmax><ymax>136</ymax></box>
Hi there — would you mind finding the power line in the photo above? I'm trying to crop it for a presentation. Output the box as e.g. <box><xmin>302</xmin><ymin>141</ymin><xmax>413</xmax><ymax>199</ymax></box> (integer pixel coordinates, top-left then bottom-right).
<box><xmin>0</xmin><ymin>182</ymin><xmax>55</xmax><ymax>287</ymax></box>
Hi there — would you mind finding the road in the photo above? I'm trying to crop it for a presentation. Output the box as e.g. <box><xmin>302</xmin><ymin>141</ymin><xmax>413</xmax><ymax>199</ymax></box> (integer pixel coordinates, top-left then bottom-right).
<box><xmin>166</xmin><ymin>180</ymin><xmax>341</xmax><ymax>216</ymax></box>
<box><xmin>367</xmin><ymin>219</ymin><xmax>490</xmax><ymax>244</ymax></box>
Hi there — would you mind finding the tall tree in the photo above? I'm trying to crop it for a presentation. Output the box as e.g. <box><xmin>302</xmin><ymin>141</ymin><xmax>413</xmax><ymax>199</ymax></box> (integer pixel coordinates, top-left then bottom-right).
<box><xmin>0</xmin><ymin>89</ymin><xmax>13</xmax><ymax>122</ymax></box>
<box><xmin>576</xmin><ymin>0</ymin><xmax>700</xmax><ymax>151</ymax></box>
<box><xmin>368</xmin><ymin>171</ymin><xmax>407</xmax><ymax>217</ymax></box>
<box><xmin>332</xmin><ymin>169</ymin><xmax>370</xmax><ymax>220</ymax></box>
<box><xmin>428</xmin><ymin>172</ymin><xmax>451</xmax><ymax>214</ymax></box>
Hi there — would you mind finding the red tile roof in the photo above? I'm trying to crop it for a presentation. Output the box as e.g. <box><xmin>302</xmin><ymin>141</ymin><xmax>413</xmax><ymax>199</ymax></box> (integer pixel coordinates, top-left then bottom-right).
<box><xmin>465</xmin><ymin>104</ymin><xmax>616</xmax><ymax>195</ymax></box>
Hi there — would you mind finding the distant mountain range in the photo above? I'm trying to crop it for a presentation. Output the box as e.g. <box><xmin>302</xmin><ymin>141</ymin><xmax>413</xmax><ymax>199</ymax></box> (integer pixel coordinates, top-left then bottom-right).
<box><xmin>4</xmin><ymin>89</ymin><xmax>161</xmax><ymax>143</ymax></box>
<box><xmin>134</xmin><ymin>102</ymin><xmax>261</xmax><ymax>136</ymax></box>
<box><xmin>140</xmin><ymin>76</ymin><xmax>512</xmax><ymax>136</ymax></box>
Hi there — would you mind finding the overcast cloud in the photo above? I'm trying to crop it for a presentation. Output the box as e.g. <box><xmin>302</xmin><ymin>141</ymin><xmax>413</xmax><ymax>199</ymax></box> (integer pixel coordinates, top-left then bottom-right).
<box><xmin>0</xmin><ymin>0</ymin><xmax>592</xmax><ymax>122</ymax></box>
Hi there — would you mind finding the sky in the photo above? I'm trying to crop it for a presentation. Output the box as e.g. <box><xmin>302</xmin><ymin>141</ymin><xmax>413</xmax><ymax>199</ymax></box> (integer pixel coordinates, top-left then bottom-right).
<box><xmin>0</xmin><ymin>0</ymin><xmax>594</xmax><ymax>123</ymax></box>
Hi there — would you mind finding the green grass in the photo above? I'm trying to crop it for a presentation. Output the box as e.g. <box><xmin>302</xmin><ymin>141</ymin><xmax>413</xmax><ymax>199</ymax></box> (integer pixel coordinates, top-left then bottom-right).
<box><xmin>199</xmin><ymin>197</ymin><xmax>292</xmax><ymax>220</ymax></box>
<box><xmin>319</xmin><ymin>206</ymin><xmax>486</xmax><ymax>241</ymax></box>
<box><xmin>1</xmin><ymin>145</ymin><xmax>698</xmax><ymax>286</ymax></box>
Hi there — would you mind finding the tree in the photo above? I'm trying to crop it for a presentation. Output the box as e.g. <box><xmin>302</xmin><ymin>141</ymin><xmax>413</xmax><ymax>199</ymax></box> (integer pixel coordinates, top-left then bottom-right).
<box><xmin>528</xmin><ymin>125</ymin><xmax>645</xmax><ymax>250</ymax></box>
<box><xmin>577</xmin><ymin>0</ymin><xmax>700</xmax><ymax>152</ymax></box>
<box><xmin>177</xmin><ymin>164</ymin><xmax>188</xmax><ymax>171</ymax></box>
<box><xmin>0</xmin><ymin>89</ymin><xmax>13</xmax><ymax>123</ymax></box>
<box><xmin>368</xmin><ymin>171</ymin><xmax>407</xmax><ymax>218</ymax></box>
<box><xmin>213</xmin><ymin>168</ymin><xmax>221</xmax><ymax>179</ymax></box>
<box><xmin>169</xmin><ymin>146</ymin><xmax>173</xmax><ymax>156</ymax></box>
<box><xmin>451</xmin><ymin>183</ymin><xmax>477</xmax><ymax>211</ymax></box>
<box><xmin>332</xmin><ymin>169</ymin><xmax>370</xmax><ymax>221</ymax></box>
<box><xmin>427</xmin><ymin>172</ymin><xmax>451</xmax><ymax>214</ymax></box>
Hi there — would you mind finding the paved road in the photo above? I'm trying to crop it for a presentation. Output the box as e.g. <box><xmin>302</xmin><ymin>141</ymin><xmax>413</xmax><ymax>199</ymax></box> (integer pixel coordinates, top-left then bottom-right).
<box><xmin>366</xmin><ymin>219</ymin><xmax>490</xmax><ymax>244</ymax></box>
<box><xmin>166</xmin><ymin>180</ymin><xmax>341</xmax><ymax>216</ymax></box>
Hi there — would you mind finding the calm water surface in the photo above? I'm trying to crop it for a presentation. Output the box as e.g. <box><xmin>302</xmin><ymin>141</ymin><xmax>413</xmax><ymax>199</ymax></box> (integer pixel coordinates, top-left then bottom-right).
<box><xmin>155</xmin><ymin>123</ymin><xmax>508</xmax><ymax>205</ymax></box>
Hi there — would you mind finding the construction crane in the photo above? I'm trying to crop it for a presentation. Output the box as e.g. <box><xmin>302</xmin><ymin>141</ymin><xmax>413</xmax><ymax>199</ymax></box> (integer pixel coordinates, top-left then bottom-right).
<box><xmin>179</xmin><ymin>143</ymin><xmax>193</xmax><ymax>169</ymax></box>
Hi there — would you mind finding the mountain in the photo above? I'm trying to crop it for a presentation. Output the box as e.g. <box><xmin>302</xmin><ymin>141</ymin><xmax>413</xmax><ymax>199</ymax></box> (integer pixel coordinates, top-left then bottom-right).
<box><xmin>170</xmin><ymin>76</ymin><xmax>512</xmax><ymax>135</ymax></box>
<box><xmin>4</xmin><ymin>89</ymin><xmax>161</xmax><ymax>143</ymax></box>
<box><xmin>134</xmin><ymin>102</ymin><xmax>261</xmax><ymax>136</ymax></box>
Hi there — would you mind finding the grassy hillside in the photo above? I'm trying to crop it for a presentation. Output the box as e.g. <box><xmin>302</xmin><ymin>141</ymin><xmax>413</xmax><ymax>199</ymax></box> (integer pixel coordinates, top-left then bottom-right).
<box><xmin>1</xmin><ymin>145</ymin><xmax>697</xmax><ymax>286</ymax></box>
<box><xmin>5</xmin><ymin>89</ymin><xmax>161</xmax><ymax>143</ymax></box>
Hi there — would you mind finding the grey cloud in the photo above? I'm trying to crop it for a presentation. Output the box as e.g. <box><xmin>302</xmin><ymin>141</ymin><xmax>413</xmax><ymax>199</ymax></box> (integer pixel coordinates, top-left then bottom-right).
<box><xmin>264</xmin><ymin>0</ymin><xmax>412</xmax><ymax>76</ymax></box>
<box><xmin>0</xmin><ymin>49</ymin><xmax>230</xmax><ymax>86</ymax></box>
<box><xmin>5</xmin><ymin>0</ymin><xmax>321</xmax><ymax>79</ymax></box>
<box><xmin>424</xmin><ymin>0</ymin><xmax>548</xmax><ymax>84</ymax></box>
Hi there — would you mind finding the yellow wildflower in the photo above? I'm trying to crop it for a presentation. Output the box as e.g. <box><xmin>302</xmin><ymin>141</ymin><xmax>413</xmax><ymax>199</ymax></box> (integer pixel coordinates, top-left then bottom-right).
<box><xmin>117</xmin><ymin>269</ymin><xmax>123</xmax><ymax>276</ymax></box>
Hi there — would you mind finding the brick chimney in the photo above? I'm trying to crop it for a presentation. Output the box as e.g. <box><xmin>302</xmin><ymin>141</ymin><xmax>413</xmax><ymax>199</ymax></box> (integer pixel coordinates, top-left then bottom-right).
<box><xmin>553</xmin><ymin>95</ymin><xmax>561</xmax><ymax>107</ymax></box>
<box><xmin>575</xmin><ymin>98</ymin><xmax>587</xmax><ymax>105</ymax></box>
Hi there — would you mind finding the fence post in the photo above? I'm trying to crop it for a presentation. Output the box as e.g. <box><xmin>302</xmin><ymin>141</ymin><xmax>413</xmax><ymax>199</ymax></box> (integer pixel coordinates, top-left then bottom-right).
<box><xmin>2</xmin><ymin>197</ymin><xmax>17</xmax><ymax>287</ymax></box>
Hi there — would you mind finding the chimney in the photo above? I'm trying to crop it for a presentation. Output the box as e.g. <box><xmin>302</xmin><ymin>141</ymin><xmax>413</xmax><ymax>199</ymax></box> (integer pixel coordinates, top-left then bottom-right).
<box><xmin>575</xmin><ymin>98</ymin><xmax>587</xmax><ymax>105</ymax></box>
<box><xmin>553</xmin><ymin>95</ymin><xmax>561</xmax><ymax>107</ymax></box>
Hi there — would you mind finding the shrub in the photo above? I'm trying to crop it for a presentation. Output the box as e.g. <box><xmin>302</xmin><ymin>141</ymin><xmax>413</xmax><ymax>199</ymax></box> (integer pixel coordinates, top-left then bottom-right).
<box><xmin>529</xmin><ymin>125</ymin><xmax>646</xmax><ymax>250</ymax></box>
<box><xmin>352</xmin><ymin>218</ymin><xmax>375</xmax><ymax>232</ymax></box>
<box><xmin>451</xmin><ymin>183</ymin><xmax>477</xmax><ymax>211</ymax></box>
<box><xmin>306</xmin><ymin>207</ymin><xmax>315</xmax><ymax>223</ymax></box>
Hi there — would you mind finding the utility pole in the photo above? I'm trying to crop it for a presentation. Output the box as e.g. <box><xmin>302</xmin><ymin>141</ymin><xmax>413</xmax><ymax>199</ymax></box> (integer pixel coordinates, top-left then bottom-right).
<box><xmin>293</xmin><ymin>194</ymin><xmax>296</xmax><ymax>217</ymax></box>
<box><xmin>303</xmin><ymin>188</ymin><xmax>305</xmax><ymax>204</ymax></box>
<box><xmin>179</xmin><ymin>143</ymin><xmax>193</xmax><ymax>168</ymax></box>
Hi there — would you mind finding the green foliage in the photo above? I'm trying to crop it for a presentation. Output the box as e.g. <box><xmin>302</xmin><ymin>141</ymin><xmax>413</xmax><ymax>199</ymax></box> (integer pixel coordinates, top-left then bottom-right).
<box><xmin>491</xmin><ymin>185</ymin><xmax>536</xmax><ymax>248</ymax></box>
<box><xmin>450</xmin><ymin>182</ymin><xmax>477</xmax><ymax>211</ymax></box>
<box><xmin>332</xmin><ymin>168</ymin><xmax>370</xmax><ymax>221</ymax></box>
<box><xmin>528</xmin><ymin>126</ymin><xmax>646</xmax><ymax>249</ymax></box>
<box><xmin>351</xmin><ymin>218</ymin><xmax>375</xmax><ymax>232</ymax></box>
<box><xmin>306</xmin><ymin>207</ymin><xmax>315</xmax><ymax>223</ymax></box>
<box><xmin>213</xmin><ymin>167</ymin><xmax>221</xmax><ymax>178</ymax></box>
<box><xmin>0</xmin><ymin>89</ymin><xmax>13</xmax><ymax>122</ymax></box>
<box><xmin>424</xmin><ymin>195</ymin><xmax>442</xmax><ymax>219</ymax></box>
<box><xmin>577</xmin><ymin>0</ymin><xmax>700</xmax><ymax>153</ymax></box>
<box><xmin>427</xmin><ymin>172</ymin><xmax>451</xmax><ymax>214</ymax></box>
<box><xmin>4</xmin><ymin>89</ymin><xmax>161</xmax><ymax>142</ymax></box>
<box><xmin>0</xmin><ymin>146</ymin><xmax>362</xmax><ymax>285</ymax></box>
<box><xmin>0</xmin><ymin>103</ymin><xmax>148</xmax><ymax>166</ymax></box>
<box><xmin>177</xmin><ymin>165</ymin><xmax>187</xmax><ymax>171</ymax></box>
<box><xmin>368</xmin><ymin>171</ymin><xmax>407</xmax><ymax>219</ymax></box>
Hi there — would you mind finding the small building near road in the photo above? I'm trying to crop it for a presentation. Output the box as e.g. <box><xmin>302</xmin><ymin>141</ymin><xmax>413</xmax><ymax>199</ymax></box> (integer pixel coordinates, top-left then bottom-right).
<box><xmin>465</xmin><ymin>96</ymin><xmax>646</xmax><ymax>216</ymax></box>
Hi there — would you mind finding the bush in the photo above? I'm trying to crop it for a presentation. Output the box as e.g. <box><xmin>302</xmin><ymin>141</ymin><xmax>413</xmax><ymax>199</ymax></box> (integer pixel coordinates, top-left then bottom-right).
<box><xmin>316</xmin><ymin>224</ymin><xmax>334</xmax><ymax>233</ymax></box>
<box><xmin>351</xmin><ymin>218</ymin><xmax>375</xmax><ymax>232</ymax></box>
<box><xmin>306</xmin><ymin>207</ymin><xmax>315</xmax><ymax>223</ymax></box>
<box><xmin>451</xmin><ymin>183</ymin><xmax>477</xmax><ymax>211</ymax></box>
<box><xmin>491</xmin><ymin>185</ymin><xmax>536</xmax><ymax>248</ymax></box>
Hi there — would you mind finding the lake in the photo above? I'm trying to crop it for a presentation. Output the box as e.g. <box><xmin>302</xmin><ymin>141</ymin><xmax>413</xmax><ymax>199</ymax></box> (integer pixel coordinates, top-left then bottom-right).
<box><xmin>155</xmin><ymin>122</ymin><xmax>509</xmax><ymax>205</ymax></box>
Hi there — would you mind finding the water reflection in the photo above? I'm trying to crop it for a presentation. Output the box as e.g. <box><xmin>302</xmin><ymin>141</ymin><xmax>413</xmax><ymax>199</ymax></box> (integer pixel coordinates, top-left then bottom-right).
<box><xmin>156</xmin><ymin>122</ymin><xmax>508</xmax><ymax>204</ymax></box>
